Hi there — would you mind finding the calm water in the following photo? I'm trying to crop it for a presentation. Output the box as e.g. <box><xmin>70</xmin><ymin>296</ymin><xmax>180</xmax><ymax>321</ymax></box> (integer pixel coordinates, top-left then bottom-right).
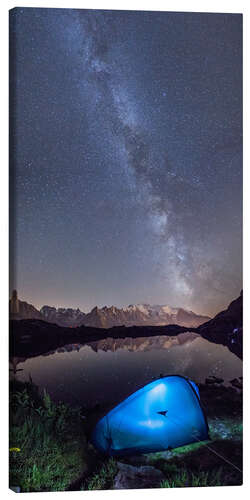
<box><xmin>10</xmin><ymin>333</ymin><xmax>242</xmax><ymax>408</ymax></box>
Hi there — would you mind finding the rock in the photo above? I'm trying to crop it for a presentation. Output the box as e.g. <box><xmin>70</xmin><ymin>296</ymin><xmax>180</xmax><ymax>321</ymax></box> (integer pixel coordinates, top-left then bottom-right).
<box><xmin>197</xmin><ymin>293</ymin><xmax>243</xmax><ymax>359</ymax></box>
<box><xmin>113</xmin><ymin>462</ymin><xmax>165</xmax><ymax>489</ymax></box>
<box><xmin>205</xmin><ymin>377</ymin><xmax>216</xmax><ymax>385</ymax></box>
<box><xmin>230</xmin><ymin>378</ymin><xmax>242</xmax><ymax>390</ymax></box>
<box><xmin>205</xmin><ymin>376</ymin><xmax>224</xmax><ymax>385</ymax></box>
<box><xmin>211</xmin><ymin>376</ymin><xmax>224</xmax><ymax>384</ymax></box>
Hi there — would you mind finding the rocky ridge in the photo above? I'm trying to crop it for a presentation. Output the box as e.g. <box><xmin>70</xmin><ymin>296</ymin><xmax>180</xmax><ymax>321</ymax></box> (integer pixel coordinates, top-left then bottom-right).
<box><xmin>10</xmin><ymin>291</ymin><xmax>210</xmax><ymax>328</ymax></box>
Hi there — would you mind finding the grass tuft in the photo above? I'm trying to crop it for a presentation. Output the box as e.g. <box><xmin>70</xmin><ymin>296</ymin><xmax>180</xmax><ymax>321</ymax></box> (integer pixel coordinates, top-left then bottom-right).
<box><xmin>86</xmin><ymin>458</ymin><xmax>118</xmax><ymax>490</ymax></box>
<box><xmin>9</xmin><ymin>380</ymin><xmax>88</xmax><ymax>492</ymax></box>
<box><xmin>160</xmin><ymin>467</ymin><xmax>223</xmax><ymax>488</ymax></box>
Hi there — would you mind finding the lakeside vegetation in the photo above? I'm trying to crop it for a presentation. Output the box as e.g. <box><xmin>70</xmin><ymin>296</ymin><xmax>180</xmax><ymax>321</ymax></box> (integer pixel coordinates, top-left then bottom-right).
<box><xmin>9</xmin><ymin>378</ymin><xmax>88</xmax><ymax>492</ymax></box>
<box><xmin>9</xmin><ymin>379</ymin><xmax>242</xmax><ymax>492</ymax></box>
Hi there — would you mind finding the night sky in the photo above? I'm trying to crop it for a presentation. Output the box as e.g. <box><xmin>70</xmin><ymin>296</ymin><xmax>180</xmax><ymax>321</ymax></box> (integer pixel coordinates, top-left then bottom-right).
<box><xmin>10</xmin><ymin>8</ymin><xmax>242</xmax><ymax>316</ymax></box>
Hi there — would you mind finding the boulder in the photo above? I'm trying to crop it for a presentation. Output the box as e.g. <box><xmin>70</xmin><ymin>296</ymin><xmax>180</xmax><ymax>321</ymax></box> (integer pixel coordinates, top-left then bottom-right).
<box><xmin>113</xmin><ymin>462</ymin><xmax>165</xmax><ymax>489</ymax></box>
<box><xmin>230</xmin><ymin>378</ymin><xmax>242</xmax><ymax>390</ymax></box>
<box><xmin>205</xmin><ymin>376</ymin><xmax>224</xmax><ymax>385</ymax></box>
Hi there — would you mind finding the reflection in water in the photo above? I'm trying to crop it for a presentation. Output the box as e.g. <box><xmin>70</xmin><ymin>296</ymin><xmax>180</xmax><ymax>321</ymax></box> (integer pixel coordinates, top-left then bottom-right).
<box><xmin>10</xmin><ymin>333</ymin><xmax>242</xmax><ymax>408</ymax></box>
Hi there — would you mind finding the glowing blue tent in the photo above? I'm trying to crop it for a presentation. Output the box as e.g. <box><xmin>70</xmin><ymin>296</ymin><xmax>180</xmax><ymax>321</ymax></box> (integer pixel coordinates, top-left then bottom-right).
<box><xmin>91</xmin><ymin>375</ymin><xmax>209</xmax><ymax>456</ymax></box>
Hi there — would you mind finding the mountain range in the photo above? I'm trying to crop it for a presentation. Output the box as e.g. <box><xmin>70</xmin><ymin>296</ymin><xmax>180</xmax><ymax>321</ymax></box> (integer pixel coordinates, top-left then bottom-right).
<box><xmin>9</xmin><ymin>293</ymin><xmax>243</xmax><ymax>359</ymax></box>
<box><xmin>9</xmin><ymin>291</ymin><xmax>210</xmax><ymax>328</ymax></box>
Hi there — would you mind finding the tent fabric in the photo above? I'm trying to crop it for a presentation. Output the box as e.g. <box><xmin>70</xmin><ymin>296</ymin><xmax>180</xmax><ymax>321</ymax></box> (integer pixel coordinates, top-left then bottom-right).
<box><xmin>91</xmin><ymin>375</ymin><xmax>209</xmax><ymax>456</ymax></box>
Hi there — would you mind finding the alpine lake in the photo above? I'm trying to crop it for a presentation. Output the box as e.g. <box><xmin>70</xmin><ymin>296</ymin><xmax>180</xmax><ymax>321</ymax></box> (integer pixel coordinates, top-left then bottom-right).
<box><xmin>10</xmin><ymin>332</ymin><xmax>242</xmax><ymax>408</ymax></box>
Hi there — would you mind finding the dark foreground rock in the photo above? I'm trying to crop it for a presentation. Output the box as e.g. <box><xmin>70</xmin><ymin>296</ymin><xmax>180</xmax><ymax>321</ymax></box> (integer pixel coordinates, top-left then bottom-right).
<box><xmin>198</xmin><ymin>292</ymin><xmax>243</xmax><ymax>359</ymax></box>
<box><xmin>113</xmin><ymin>462</ymin><xmax>165</xmax><ymax>489</ymax></box>
<box><xmin>230</xmin><ymin>378</ymin><xmax>242</xmax><ymax>390</ymax></box>
<box><xmin>205</xmin><ymin>376</ymin><xmax>224</xmax><ymax>385</ymax></box>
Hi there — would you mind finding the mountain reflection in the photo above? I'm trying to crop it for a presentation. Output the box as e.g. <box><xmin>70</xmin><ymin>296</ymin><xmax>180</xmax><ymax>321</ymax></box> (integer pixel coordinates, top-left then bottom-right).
<box><xmin>9</xmin><ymin>333</ymin><xmax>242</xmax><ymax>407</ymax></box>
<box><xmin>54</xmin><ymin>331</ymin><xmax>200</xmax><ymax>354</ymax></box>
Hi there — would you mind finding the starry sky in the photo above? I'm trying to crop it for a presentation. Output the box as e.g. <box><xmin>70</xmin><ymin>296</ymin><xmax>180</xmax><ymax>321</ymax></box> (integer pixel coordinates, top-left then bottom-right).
<box><xmin>9</xmin><ymin>8</ymin><xmax>242</xmax><ymax>317</ymax></box>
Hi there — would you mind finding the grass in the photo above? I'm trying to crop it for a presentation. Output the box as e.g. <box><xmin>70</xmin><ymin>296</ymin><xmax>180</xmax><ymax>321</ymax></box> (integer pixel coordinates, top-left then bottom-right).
<box><xmin>150</xmin><ymin>437</ymin><xmax>242</xmax><ymax>488</ymax></box>
<box><xmin>160</xmin><ymin>468</ymin><xmax>223</xmax><ymax>488</ymax></box>
<box><xmin>84</xmin><ymin>458</ymin><xmax>118</xmax><ymax>490</ymax></box>
<box><xmin>9</xmin><ymin>379</ymin><xmax>88</xmax><ymax>492</ymax></box>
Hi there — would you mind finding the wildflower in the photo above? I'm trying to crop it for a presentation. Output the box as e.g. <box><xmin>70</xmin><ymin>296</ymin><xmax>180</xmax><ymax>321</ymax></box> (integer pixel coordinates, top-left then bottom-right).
<box><xmin>9</xmin><ymin>447</ymin><xmax>21</xmax><ymax>452</ymax></box>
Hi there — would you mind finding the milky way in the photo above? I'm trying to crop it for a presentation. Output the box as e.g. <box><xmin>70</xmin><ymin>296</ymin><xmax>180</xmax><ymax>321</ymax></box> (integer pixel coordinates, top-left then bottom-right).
<box><xmin>9</xmin><ymin>8</ymin><xmax>242</xmax><ymax>316</ymax></box>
